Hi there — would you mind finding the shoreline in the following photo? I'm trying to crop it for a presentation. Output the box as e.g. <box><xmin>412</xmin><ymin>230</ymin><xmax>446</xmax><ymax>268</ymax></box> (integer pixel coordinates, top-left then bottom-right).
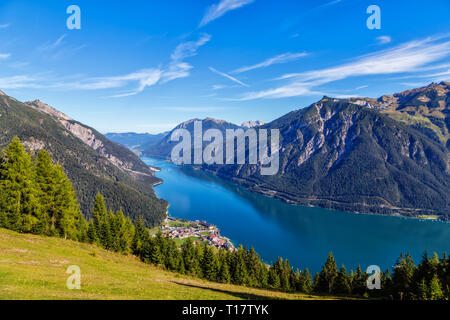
<box><xmin>143</xmin><ymin>156</ymin><xmax>448</xmax><ymax>224</ymax></box>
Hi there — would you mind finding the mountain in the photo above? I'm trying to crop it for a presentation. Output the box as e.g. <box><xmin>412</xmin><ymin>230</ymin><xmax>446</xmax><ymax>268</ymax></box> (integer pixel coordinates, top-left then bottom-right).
<box><xmin>348</xmin><ymin>81</ymin><xmax>450</xmax><ymax>149</ymax></box>
<box><xmin>143</xmin><ymin>117</ymin><xmax>242</xmax><ymax>158</ymax></box>
<box><xmin>0</xmin><ymin>94</ymin><xmax>168</xmax><ymax>226</ymax></box>
<box><xmin>241</xmin><ymin>120</ymin><xmax>264</xmax><ymax>128</ymax></box>
<box><xmin>105</xmin><ymin>132</ymin><xmax>167</xmax><ymax>155</ymax></box>
<box><xmin>143</xmin><ymin>83</ymin><xmax>450</xmax><ymax>220</ymax></box>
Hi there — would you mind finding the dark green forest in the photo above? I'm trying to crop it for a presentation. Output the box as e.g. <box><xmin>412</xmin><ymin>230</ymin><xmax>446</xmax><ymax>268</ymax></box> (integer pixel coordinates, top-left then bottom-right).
<box><xmin>0</xmin><ymin>138</ymin><xmax>448</xmax><ymax>300</ymax></box>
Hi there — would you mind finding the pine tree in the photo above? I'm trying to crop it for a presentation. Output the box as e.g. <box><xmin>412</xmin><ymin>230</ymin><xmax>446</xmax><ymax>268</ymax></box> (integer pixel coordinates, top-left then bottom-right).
<box><xmin>201</xmin><ymin>244</ymin><xmax>217</xmax><ymax>281</ymax></box>
<box><xmin>417</xmin><ymin>278</ymin><xmax>428</xmax><ymax>300</ymax></box>
<box><xmin>87</xmin><ymin>220</ymin><xmax>98</xmax><ymax>244</ymax></box>
<box><xmin>35</xmin><ymin>150</ymin><xmax>84</xmax><ymax>240</ymax></box>
<box><xmin>231</xmin><ymin>246</ymin><xmax>249</xmax><ymax>286</ymax></box>
<box><xmin>428</xmin><ymin>274</ymin><xmax>444</xmax><ymax>300</ymax></box>
<box><xmin>131</xmin><ymin>216</ymin><xmax>148</xmax><ymax>257</ymax></box>
<box><xmin>268</xmin><ymin>266</ymin><xmax>280</xmax><ymax>289</ymax></box>
<box><xmin>317</xmin><ymin>252</ymin><xmax>339</xmax><ymax>294</ymax></box>
<box><xmin>333</xmin><ymin>265</ymin><xmax>351</xmax><ymax>295</ymax></box>
<box><xmin>392</xmin><ymin>252</ymin><xmax>416</xmax><ymax>299</ymax></box>
<box><xmin>113</xmin><ymin>211</ymin><xmax>134</xmax><ymax>254</ymax></box>
<box><xmin>351</xmin><ymin>265</ymin><xmax>367</xmax><ymax>296</ymax></box>
<box><xmin>281</xmin><ymin>258</ymin><xmax>292</xmax><ymax>291</ymax></box>
<box><xmin>0</xmin><ymin>137</ymin><xmax>42</xmax><ymax>233</ymax></box>
<box><xmin>91</xmin><ymin>194</ymin><xmax>110</xmax><ymax>249</ymax></box>
<box><xmin>246</xmin><ymin>247</ymin><xmax>261</xmax><ymax>287</ymax></box>
<box><xmin>297</xmin><ymin>268</ymin><xmax>313</xmax><ymax>293</ymax></box>
<box><xmin>149</xmin><ymin>236</ymin><xmax>163</xmax><ymax>266</ymax></box>
<box><xmin>218</xmin><ymin>259</ymin><xmax>231</xmax><ymax>283</ymax></box>
<box><xmin>181</xmin><ymin>238</ymin><xmax>197</xmax><ymax>275</ymax></box>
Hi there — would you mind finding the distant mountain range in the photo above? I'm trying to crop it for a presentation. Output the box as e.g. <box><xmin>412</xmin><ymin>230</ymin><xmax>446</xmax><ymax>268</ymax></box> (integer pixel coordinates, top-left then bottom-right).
<box><xmin>112</xmin><ymin>82</ymin><xmax>449</xmax><ymax>220</ymax></box>
<box><xmin>105</xmin><ymin>132</ymin><xmax>167</xmax><ymax>155</ymax></box>
<box><xmin>0</xmin><ymin>93</ymin><xmax>168</xmax><ymax>226</ymax></box>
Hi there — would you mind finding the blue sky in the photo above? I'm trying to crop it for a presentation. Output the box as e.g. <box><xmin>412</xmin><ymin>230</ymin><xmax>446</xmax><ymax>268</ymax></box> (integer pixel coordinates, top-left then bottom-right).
<box><xmin>0</xmin><ymin>0</ymin><xmax>449</xmax><ymax>133</ymax></box>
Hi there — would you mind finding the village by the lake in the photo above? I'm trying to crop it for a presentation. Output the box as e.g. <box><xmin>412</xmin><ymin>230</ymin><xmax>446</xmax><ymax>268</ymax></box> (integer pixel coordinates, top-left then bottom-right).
<box><xmin>153</xmin><ymin>217</ymin><xmax>235</xmax><ymax>250</ymax></box>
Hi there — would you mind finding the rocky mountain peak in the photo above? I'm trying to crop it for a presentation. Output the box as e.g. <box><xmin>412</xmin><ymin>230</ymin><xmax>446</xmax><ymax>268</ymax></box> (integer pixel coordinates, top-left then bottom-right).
<box><xmin>25</xmin><ymin>99</ymin><xmax>72</xmax><ymax>121</ymax></box>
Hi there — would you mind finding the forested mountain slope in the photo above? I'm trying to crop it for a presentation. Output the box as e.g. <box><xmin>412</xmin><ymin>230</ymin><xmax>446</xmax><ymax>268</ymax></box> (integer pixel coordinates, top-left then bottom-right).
<box><xmin>142</xmin><ymin>83</ymin><xmax>450</xmax><ymax>219</ymax></box>
<box><xmin>0</xmin><ymin>93</ymin><xmax>167</xmax><ymax>226</ymax></box>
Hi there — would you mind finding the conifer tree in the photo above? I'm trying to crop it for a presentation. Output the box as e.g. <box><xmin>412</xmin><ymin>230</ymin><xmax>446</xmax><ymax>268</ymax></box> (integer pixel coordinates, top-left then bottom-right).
<box><xmin>392</xmin><ymin>252</ymin><xmax>416</xmax><ymax>299</ymax></box>
<box><xmin>149</xmin><ymin>237</ymin><xmax>163</xmax><ymax>266</ymax></box>
<box><xmin>333</xmin><ymin>265</ymin><xmax>351</xmax><ymax>294</ymax></box>
<box><xmin>92</xmin><ymin>194</ymin><xmax>111</xmax><ymax>249</ymax></box>
<box><xmin>131</xmin><ymin>216</ymin><xmax>148</xmax><ymax>257</ymax></box>
<box><xmin>218</xmin><ymin>259</ymin><xmax>231</xmax><ymax>283</ymax></box>
<box><xmin>0</xmin><ymin>137</ymin><xmax>42</xmax><ymax>233</ymax></box>
<box><xmin>246</xmin><ymin>247</ymin><xmax>262</xmax><ymax>287</ymax></box>
<box><xmin>87</xmin><ymin>220</ymin><xmax>98</xmax><ymax>244</ymax></box>
<box><xmin>429</xmin><ymin>274</ymin><xmax>444</xmax><ymax>300</ymax></box>
<box><xmin>35</xmin><ymin>150</ymin><xmax>84</xmax><ymax>240</ymax></box>
<box><xmin>317</xmin><ymin>252</ymin><xmax>339</xmax><ymax>294</ymax></box>
<box><xmin>181</xmin><ymin>238</ymin><xmax>198</xmax><ymax>275</ymax></box>
<box><xmin>232</xmin><ymin>246</ymin><xmax>249</xmax><ymax>286</ymax></box>
<box><xmin>351</xmin><ymin>265</ymin><xmax>367</xmax><ymax>296</ymax></box>
<box><xmin>201</xmin><ymin>244</ymin><xmax>217</xmax><ymax>281</ymax></box>
<box><xmin>296</xmin><ymin>268</ymin><xmax>313</xmax><ymax>293</ymax></box>
<box><xmin>417</xmin><ymin>278</ymin><xmax>428</xmax><ymax>300</ymax></box>
<box><xmin>268</xmin><ymin>266</ymin><xmax>280</xmax><ymax>289</ymax></box>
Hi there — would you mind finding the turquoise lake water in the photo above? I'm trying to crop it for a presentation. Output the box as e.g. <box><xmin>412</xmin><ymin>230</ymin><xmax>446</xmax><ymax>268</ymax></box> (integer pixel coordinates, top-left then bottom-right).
<box><xmin>142</xmin><ymin>157</ymin><xmax>450</xmax><ymax>273</ymax></box>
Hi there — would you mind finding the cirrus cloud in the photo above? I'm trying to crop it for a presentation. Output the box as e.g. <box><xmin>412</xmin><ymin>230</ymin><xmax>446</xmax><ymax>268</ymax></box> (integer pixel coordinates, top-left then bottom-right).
<box><xmin>200</xmin><ymin>0</ymin><xmax>254</xmax><ymax>27</ymax></box>
<box><xmin>237</xmin><ymin>36</ymin><xmax>450</xmax><ymax>100</ymax></box>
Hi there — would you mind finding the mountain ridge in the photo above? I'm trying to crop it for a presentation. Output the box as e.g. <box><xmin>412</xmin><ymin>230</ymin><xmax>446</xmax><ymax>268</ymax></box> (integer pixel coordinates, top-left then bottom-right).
<box><xmin>139</xmin><ymin>83</ymin><xmax>450</xmax><ymax>220</ymax></box>
<box><xmin>0</xmin><ymin>91</ymin><xmax>168</xmax><ymax>226</ymax></box>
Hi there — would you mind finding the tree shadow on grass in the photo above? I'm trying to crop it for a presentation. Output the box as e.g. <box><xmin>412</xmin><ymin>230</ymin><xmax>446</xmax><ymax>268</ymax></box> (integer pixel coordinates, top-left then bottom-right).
<box><xmin>170</xmin><ymin>281</ymin><xmax>288</xmax><ymax>300</ymax></box>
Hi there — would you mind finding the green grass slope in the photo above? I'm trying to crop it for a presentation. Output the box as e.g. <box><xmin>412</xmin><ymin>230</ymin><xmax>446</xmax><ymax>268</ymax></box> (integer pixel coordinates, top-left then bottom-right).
<box><xmin>0</xmin><ymin>229</ymin><xmax>345</xmax><ymax>300</ymax></box>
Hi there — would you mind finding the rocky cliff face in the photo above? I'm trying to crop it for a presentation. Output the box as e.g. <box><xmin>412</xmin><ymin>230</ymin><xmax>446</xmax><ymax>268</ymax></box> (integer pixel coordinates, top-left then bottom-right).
<box><xmin>25</xmin><ymin>100</ymin><xmax>157</xmax><ymax>177</ymax></box>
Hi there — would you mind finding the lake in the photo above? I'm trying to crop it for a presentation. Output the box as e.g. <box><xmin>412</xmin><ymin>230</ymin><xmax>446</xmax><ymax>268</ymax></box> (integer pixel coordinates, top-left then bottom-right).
<box><xmin>142</xmin><ymin>157</ymin><xmax>450</xmax><ymax>274</ymax></box>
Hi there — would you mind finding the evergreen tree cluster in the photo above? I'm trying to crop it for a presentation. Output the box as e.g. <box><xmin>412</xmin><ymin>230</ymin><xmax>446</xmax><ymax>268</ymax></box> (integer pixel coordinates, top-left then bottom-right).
<box><xmin>0</xmin><ymin>138</ymin><xmax>448</xmax><ymax>300</ymax></box>
<box><xmin>0</xmin><ymin>137</ymin><xmax>87</xmax><ymax>240</ymax></box>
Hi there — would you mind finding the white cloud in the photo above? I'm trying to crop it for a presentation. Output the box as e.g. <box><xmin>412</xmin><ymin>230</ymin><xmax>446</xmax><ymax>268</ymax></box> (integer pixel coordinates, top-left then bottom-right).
<box><xmin>0</xmin><ymin>23</ymin><xmax>10</xmax><ymax>29</ymax></box>
<box><xmin>238</xmin><ymin>36</ymin><xmax>450</xmax><ymax>100</ymax></box>
<box><xmin>232</xmin><ymin>52</ymin><xmax>307</xmax><ymax>74</ymax></box>
<box><xmin>200</xmin><ymin>0</ymin><xmax>254</xmax><ymax>27</ymax></box>
<box><xmin>236</xmin><ymin>82</ymin><xmax>316</xmax><ymax>100</ymax></box>
<box><xmin>209</xmin><ymin>67</ymin><xmax>249</xmax><ymax>87</ymax></box>
<box><xmin>161</xmin><ymin>34</ymin><xmax>211</xmax><ymax>83</ymax></box>
<box><xmin>0</xmin><ymin>33</ymin><xmax>211</xmax><ymax>97</ymax></box>
<box><xmin>376</xmin><ymin>36</ymin><xmax>392</xmax><ymax>45</ymax></box>
<box><xmin>38</xmin><ymin>34</ymin><xmax>67</xmax><ymax>52</ymax></box>
<box><xmin>161</xmin><ymin>62</ymin><xmax>193</xmax><ymax>83</ymax></box>
<box><xmin>5</xmin><ymin>34</ymin><xmax>212</xmax><ymax>97</ymax></box>
<box><xmin>170</xmin><ymin>34</ymin><xmax>211</xmax><ymax>61</ymax></box>
<box><xmin>0</xmin><ymin>75</ymin><xmax>41</xmax><ymax>89</ymax></box>
<box><xmin>103</xmin><ymin>69</ymin><xmax>163</xmax><ymax>97</ymax></box>
<box><xmin>0</xmin><ymin>53</ymin><xmax>11</xmax><ymax>59</ymax></box>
